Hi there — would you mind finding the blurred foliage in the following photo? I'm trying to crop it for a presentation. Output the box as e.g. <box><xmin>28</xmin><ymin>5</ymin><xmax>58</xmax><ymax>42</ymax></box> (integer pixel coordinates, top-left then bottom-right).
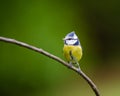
<box><xmin>0</xmin><ymin>0</ymin><xmax>120</xmax><ymax>96</ymax></box>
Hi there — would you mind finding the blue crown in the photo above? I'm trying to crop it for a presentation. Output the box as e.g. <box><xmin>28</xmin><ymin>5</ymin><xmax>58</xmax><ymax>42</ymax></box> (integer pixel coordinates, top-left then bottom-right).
<box><xmin>64</xmin><ymin>31</ymin><xmax>77</xmax><ymax>40</ymax></box>
<box><xmin>67</xmin><ymin>31</ymin><xmax>75</xmax><ymax>37</ymax></box>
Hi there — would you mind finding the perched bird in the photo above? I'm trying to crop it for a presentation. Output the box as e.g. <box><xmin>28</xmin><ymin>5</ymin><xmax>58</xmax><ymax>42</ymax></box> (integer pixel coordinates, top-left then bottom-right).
<box><xmin>63</xmin><ymin>31</ymin><xmax>82</xmax><ymax>70</ymax></box>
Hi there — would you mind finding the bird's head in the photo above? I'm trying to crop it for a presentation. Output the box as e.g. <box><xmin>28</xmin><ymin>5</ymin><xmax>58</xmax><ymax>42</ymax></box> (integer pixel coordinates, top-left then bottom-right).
<box><xmin>63</xmin><ymin>31</ymin><xmax>80</xmax><ymax>45</ymax></box>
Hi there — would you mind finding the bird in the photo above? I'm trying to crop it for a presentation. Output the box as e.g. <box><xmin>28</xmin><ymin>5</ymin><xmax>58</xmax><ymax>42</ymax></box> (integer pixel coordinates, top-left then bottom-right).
<box><xmin>63</xmin><ymin>31</ymin><xmax>82</xmax><ymax>70</ymax></box>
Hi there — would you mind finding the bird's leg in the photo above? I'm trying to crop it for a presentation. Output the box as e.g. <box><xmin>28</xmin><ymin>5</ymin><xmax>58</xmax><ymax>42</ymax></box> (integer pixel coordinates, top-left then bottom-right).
<box><xmin>69</xmin><ymin>50</ymin><xmax>81</xmax><ymax>71</ymax></box>
<box><xmin>76</xmin><ymin>62</ymin><xmax>81</xmax><ymax>71</ymax></box>
<box><xmin>73</xmin><ymin>58</ymin><xmax>81</xmax><ymax>71</ymax></box>
<box><xmin>69</xmin><ymin>61</ymin><xmax>73</xmax><ymax>67</ymax></box>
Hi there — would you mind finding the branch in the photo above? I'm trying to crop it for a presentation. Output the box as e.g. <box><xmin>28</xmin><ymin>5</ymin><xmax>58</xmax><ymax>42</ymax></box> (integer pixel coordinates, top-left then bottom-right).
<box><xmin>0</xmin><ymin>36</ymin><xmax>100</xmax><ymax>96</ymax></box>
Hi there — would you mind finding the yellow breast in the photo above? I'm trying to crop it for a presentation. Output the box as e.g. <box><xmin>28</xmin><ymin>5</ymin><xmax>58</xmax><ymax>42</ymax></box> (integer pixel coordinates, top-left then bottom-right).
<box><xmin>63</xmin><ymin>45</ymin><xmax>82</xmax><ymax>62</ymax></box>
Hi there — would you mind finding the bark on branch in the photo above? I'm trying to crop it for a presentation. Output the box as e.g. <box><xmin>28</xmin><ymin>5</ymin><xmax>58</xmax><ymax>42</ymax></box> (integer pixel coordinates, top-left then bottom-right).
<box><xmin>0</xmin><ymin>36</ymin><xmax>100</xmax><ymax>96</ymax></box>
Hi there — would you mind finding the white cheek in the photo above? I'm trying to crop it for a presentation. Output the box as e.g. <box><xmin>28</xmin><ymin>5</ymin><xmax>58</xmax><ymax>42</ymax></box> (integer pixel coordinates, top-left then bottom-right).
<box><xmin>66</xmin><ymin>40</ymin><xmax>77</xmax><ymax>45</ymax></box>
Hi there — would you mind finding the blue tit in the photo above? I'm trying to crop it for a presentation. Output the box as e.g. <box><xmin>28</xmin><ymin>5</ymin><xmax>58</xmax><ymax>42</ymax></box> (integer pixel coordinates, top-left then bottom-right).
<box><xmin>63</xmin><ymin>31</ymin><xmax>82</xmax><ymax>69</ymax></box>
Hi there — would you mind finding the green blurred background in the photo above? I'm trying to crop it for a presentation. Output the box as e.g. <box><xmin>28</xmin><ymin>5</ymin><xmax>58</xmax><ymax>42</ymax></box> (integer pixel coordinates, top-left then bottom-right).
<box><xmin>0</xmin><ymin>0</ymin><xmax>120</xmax><ymax>96</ymax></box>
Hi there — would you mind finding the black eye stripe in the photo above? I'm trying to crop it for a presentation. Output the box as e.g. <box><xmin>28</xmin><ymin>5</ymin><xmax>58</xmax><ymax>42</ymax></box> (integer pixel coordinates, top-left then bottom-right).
<box><xmin>68</xmin><ymin>38</ymin><xmax>72</xmax><ymax>40</ymax></box>
<box><xmin>66</xmin><ymin>38</ymin><xmax>78</xmax><ymax>40</ymax></box>
<box><xmin>66</xmin><ymin>38</ymin><xmax>77</xmax><ymax>40</ymax></box>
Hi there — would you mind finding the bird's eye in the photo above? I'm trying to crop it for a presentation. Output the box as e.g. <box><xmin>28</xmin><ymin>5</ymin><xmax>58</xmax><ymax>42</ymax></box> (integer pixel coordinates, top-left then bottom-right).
<box><xmin>68</xmin><ymin>38</ymin><xmax>72</xmax><ymax>40</ymax></box>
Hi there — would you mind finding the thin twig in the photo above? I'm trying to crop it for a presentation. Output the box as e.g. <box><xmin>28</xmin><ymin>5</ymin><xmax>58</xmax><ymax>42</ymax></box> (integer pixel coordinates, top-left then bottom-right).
<box><xmin>0</xmin><ymin>36</ymin><xmax>100</xmax><ymax>96</ymax></box>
